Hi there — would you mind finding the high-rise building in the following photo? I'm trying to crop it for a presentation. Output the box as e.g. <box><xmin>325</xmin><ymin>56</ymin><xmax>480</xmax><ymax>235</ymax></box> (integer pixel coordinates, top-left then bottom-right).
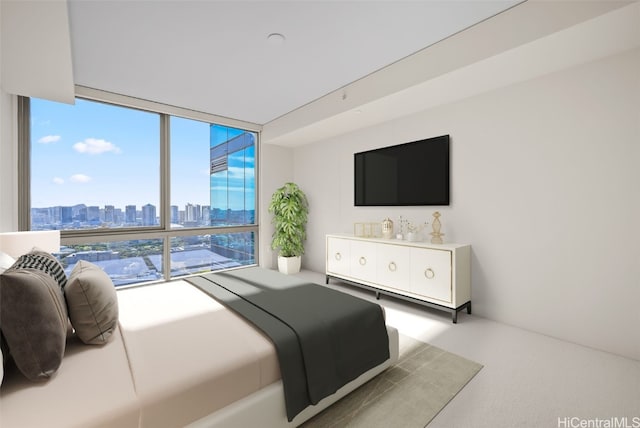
<box><xmin>50</xmin><ymin>206</ymin><xmax>62</xmax><ymax>224</ymax></box>
<box><xmin>170</xmin><ymin>205</ymin><xmax>179</xmax><ymax>224</ymax></box>
<box><xmin>75</xmin><ymin>206</ymin><xmax>87</xmax><ymax>222</ymax></box>
<box><xmin>114</xmin><ymin>208</ymin><xmax>124</xmax><ymax>225</ymax></box>
<box><xmin>185</xmin><ymin>203</ymin><xmax>198</xmax><ymax>223</ymax></box>
<box><xmin>125</xmin><ymin>205</ymin><xmax>137</xmax><ymax>224</ymax></box>
<box><xmin>142</xmin><ymin>204</ymin><xmax>156</xmax><ymax>226</ymax></box>
<box><xmin>104</xmin><ymin>205</ymin><xmax>115</xmax><ymax>223</ymax></box>
<box><xmin>87</xmin><ymin>206</ymin><xmax>100</xmax><ymax>223</ymax></box>
<box><xmin>201</xmin><ymin>205</ymin><xmax>210</xmax><ymax>225</ymax></box>
<box><xmin>61</xmin><ymin>206</ymin><xmax>73</xmax><ymax>224</ymax></box>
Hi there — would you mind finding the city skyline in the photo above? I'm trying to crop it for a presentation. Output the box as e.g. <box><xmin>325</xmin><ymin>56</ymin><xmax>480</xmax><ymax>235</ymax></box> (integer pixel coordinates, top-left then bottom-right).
<box><xmin>31</xmin><ymin>200</ymin><xmax>255</xmax><ymax>229</ymax></box>
<box><xmin>31</xmin><ymin>201</ymin><xmax>211</xmax><ymax>210</ymax></box>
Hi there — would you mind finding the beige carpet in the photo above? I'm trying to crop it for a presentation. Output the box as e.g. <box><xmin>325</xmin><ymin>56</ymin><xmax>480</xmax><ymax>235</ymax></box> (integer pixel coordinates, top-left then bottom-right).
<box><xmin>300</xmin><ymin>334</ymin><xmax>483</xmax><ymax>428</ymax></box>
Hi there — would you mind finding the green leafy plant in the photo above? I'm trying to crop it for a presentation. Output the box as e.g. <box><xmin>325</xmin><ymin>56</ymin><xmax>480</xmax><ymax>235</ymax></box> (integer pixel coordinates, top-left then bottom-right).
<box><xmin>268</xmin><ymin>182</ymin><xmax>309</xmax><ymax>258</ymax></box>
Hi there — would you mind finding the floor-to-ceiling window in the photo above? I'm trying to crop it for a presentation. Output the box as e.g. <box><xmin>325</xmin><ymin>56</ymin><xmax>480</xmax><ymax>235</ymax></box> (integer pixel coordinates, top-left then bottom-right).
<box><xmin>20</xmin><ymin>90</ymin><xmax>259</xmax><ymax>286</ymax></box>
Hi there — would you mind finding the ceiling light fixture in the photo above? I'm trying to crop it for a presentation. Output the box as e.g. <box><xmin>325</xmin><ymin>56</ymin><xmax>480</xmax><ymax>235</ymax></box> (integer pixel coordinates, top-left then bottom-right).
<box><xmin>267</xmin><ymin>33</ymin><xmax>286</xmax><ymax>46</ymax></box>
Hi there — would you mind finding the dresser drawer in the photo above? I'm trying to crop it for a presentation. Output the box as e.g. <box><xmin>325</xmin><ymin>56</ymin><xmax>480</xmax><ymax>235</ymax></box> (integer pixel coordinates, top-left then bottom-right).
<box><xmin>326</xmin><ymin>237</ymin><xmax>350</xmax><ymax>276</ymax></box>
<box><xmin>349</xmin><ymin>240</ymin><xmax>377</xmax><ymax>283</ymax></box>
<box><xmin>409</xmin><ymin>248</ymin><xmax>452</xmax><ymax>304</ymax></box>
<box><xmin>376</xmin><ymin>244</ymin><xmax>411</xmax><ymax>290</ymax></box>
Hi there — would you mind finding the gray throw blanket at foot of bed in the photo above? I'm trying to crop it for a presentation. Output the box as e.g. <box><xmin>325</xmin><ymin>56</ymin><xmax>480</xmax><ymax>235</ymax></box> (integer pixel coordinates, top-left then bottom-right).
<box><xmin>186</xmin><ymin>267</ymin><xmax>390</xmax><ymax>422</ymax></box>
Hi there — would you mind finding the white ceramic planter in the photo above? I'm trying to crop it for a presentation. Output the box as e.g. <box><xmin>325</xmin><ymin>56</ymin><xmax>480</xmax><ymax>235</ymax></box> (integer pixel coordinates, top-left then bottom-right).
<box><xmin>277</xmin><ymin>256</ymin><xmax>301</xmax><ymax>275</ymax></box>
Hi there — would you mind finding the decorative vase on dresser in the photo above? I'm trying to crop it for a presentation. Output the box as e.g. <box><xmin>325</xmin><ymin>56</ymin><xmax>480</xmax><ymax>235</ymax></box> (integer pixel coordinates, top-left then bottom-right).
<box><xmin>325</xmin><ymin>233</ymin><xmax>471</xmax><ymax>323</ymax></box>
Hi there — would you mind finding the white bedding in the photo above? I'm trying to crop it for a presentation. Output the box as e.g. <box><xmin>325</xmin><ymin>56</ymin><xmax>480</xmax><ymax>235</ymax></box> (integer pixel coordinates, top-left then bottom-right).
<box><xmin>117</xmin><ymin>280</ymin><xmax>282</xmax><ymax>427</ymax></box>
<box><xmin>1</xmin><ymin>327</ymin><xmax>140</xmax><ymax>428</ymax></box>
<box><xmin>118</xmin><ymin>280</ymin><xmax>399</xmax><ymax>428</ymax></box>
<box><xmin>0</xmin><ymin>231</ymin><xmax>399</xmax><ymax>428</ymax></box>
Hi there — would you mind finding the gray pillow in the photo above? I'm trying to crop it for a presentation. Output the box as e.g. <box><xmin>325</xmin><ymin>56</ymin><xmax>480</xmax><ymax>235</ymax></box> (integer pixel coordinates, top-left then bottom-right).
<box><xmin>12</xmin><ymin>250</ymin><xmax>67</xmax><ymax>292</ymax></box>
<box><xmin>0</xmin><ymin>268</ymin><xmax>68</xmax><ymax>381</ymax></box>
<box><xmin>65</xmin><ymin>260</ymin><xmax>119</xmax><ymax>345</ymax></box>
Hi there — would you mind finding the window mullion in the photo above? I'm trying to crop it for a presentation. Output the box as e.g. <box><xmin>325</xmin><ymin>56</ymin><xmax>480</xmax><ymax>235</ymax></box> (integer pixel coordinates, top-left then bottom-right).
<box><xmin>17</xmin><ymin>96</ymin><xmax>30</xmax><ymax>231</ymax></box>
<box><xmin>160</xmin><ymin>113</ymin><xmax>171</xmax><ymax>281</ymax></box>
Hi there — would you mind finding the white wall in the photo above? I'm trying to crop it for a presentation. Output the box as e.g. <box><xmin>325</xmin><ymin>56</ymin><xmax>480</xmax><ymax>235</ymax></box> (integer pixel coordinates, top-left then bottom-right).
<box><xmin>291</xmin><ymin>48</ymin><xmax>640</xmax><ymax>360</ymax></box>
<box><xmin>0</xmin><ymin>3</ymin><xmax>17</xmax><ymax>232</ymax></box>
<box><xmin>1</xmin><ymin>0</ymin><xmax>74</xmax><ymax>104</ymax></box>
<box><xmin>0</xmin><ymin>90</ymin><xmax>16</xmax><ymax>232</ymax></box>
<box><xmin>0</xmin><ymin>0</ymin><xmax>75</xmax><ymax>232</ymax></box>
<box><xmin>258</xmin><ymin>142</ymin><xmax>294</xmax><ymax>270</ymax></box>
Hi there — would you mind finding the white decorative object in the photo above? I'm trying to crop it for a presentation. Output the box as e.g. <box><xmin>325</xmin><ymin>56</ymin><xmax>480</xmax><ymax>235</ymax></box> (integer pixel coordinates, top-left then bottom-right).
<box><xmin>406</xmin><ymin>232</ymin><xmax>421</xmax><ymax>242</ymax></box>
<box><xmin>399</xmin><ymin>216</ymin><xmax>428</xmax><ymax>242</ymax></box>
<box><xmin>277</xmin><ymin>255</ymin><xmax>301</xmax><ymax>275</ymax></box>
<box><xmin>430</xmin><ymin>211</ymin><xmax>444</xmax><ymax>244</ymax></box>
<box><xmin>354</xmin><ymin>222</ymin><xmax>381</xmax><ymax>238</ymax></box>
<box><xmin>326</xmin><ymin>234</ymin><xmax>471</xmax><ymax>323</ymax></box>
<box><xmin>381</xmin><ymin>218</ymin><xmax>394</xmax><ymax>239</ymax></box>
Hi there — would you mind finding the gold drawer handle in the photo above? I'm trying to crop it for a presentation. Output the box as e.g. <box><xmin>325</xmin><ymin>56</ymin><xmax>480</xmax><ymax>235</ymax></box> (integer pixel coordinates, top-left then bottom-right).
<box><xmin>359</xmin><ymin>257</ymin><xmax>367</xmax><ymax>266</ymax></box>
<box><xmin>388</xmin><ymin>262</ymin><xmax>397</xmax><ymax>272</ymax></box>
<box><xmin>424</xmin><ymin>268</ymin><xmax>435</xmax><ymax>279</ymax></box>
<box><xmin>334</xmin><ymin>252</ymin><xmax>342</xmax><ymax>261</ymax></box>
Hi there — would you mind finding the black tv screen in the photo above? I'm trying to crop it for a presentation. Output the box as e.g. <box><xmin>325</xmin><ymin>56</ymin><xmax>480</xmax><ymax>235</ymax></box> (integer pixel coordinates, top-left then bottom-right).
<box><xmin>354</xmin><ymin>135</ymin><xmax>450</xmax><ymax>206</ymax></box>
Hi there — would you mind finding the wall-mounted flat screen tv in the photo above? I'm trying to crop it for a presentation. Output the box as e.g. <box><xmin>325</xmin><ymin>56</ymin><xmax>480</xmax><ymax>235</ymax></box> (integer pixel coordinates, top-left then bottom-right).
<box><xmin>354</xmin><ymin>135</ymin><xmax>450</xmax><ymax>206</ymax></box>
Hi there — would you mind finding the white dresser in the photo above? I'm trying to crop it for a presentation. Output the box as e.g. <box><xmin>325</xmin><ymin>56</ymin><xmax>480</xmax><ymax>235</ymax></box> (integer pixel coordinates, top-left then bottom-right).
<box><xmin>326</xmin><ymin>234</ymin><xmax>471</xmax><ymax>323</ymax></box>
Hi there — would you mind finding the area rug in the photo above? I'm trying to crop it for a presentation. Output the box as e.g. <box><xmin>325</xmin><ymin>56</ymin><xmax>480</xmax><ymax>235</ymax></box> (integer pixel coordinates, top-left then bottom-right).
<box><xmin>300</xmin><ymin>334</ymin><xmax>483</xmax><ymax>428</ymax></box>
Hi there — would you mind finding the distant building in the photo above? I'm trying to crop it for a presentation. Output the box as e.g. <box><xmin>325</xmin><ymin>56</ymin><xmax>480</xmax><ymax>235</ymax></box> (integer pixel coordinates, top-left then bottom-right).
<box><xmin>170</xmin><ymin>205</ymin><xmax>179</xmax><ymax>224</ymax></box>
<box><xmin>61</xmin><ymin>206</ymin><xmax>73</xmax><ymax>224</ymax></box>
<box><xmin>87</xmin><ymin>206</ymin><xmax>100</xmax><ymax>223</ymax></box>
<box><xmin>201</xmin><ymin>205</ymin><xmax>210</xmax><ymax>225</ymax></box>
<box><xmin>142</xmin><ymin>204</ymin><xmax>156</xmax><ymax>226</ymax></box>
<box><xmin>75</xmin><ymin>206</ymin><xmax>87</xmax><ymax>222</ymax></box>
<box><xmin>104</xmin><ymin>205</ymin><xmax>115</xmax><ymax>223</ymax></box>
<box><xmin>185</xmin><ymin>203</ymin><xmax>199</xmax><ymax>223</ymax></box>
<box><xmin>125</xmin><ymin>205</ymin><xmax>137</xmax><ymax>224</ymax></box>
<box><xmin>64</xmin><ymin>250</ymin><xmax>119</xmax><ymax>263</ymax></box>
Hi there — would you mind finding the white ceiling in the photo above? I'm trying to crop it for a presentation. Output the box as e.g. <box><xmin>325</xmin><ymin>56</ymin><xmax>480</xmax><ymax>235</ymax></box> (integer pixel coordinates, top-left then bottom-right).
<box><xmin>68</xmin><ymin>1</ymin><xmax>520</xmax><ymax>125</ymax></box>
<box><xmin>67</xmin><ymin>0</ymin><xmax>638</xmax><ymax>146</ymax></box>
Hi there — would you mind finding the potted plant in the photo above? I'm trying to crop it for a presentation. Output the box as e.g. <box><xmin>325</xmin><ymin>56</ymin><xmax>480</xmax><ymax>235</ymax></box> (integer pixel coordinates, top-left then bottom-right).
<box><xmin>268</xmin><ymin>182</ymin><xmax>309</xmax><ymax>274</ymax></box>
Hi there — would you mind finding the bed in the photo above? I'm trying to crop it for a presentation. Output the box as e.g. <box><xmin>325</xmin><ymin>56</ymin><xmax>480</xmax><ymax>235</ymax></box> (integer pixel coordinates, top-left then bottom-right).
<box><xmin>0</xmin><ymin>231</ymin><xmax>399</xmax><ymax>428</ymax></box>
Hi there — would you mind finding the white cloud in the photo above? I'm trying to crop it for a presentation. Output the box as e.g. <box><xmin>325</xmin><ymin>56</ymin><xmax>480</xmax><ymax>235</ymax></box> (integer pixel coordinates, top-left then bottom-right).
<box><xmin>228</xmin><ymin>166</ymin><xmax>255</xmax><ymax>179</ymax></box>
<box><xmin>70</xmin><ymin>174</ymin><xmax>92</xmax><ymax>183</ymax></box>
<box><xmin>73</xmin><ymin>138</ymin><xmax>121</xmax><ymax>155</ymax></box>
<box><xmin>38</xmin><ymin>135</ymin><xmax>61</xmax><ymax>144</ymax></box>
<box><xmin>52</xmin><ymin>177</ymin><xmax>64</xmax><ymax>184</ymax></box>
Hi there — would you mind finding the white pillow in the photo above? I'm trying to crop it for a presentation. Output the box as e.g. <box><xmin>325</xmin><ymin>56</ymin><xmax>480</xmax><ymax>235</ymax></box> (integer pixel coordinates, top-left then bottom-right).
<box><xmin>0</xmin><ymin>251</ymin><xmax>16</xmax><ymax>273</ymax></box>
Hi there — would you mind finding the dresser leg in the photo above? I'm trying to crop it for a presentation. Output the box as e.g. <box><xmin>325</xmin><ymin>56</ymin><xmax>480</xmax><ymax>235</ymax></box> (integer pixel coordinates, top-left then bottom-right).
<box><xmin>467</xmin><ymin>301</ymin><xmax>472</xmax><ymax>314</ymax></box>
<box><xmin>375</xmin><ymin>291</ymin><xmax>381</xmax><ymax>300</ymax></box>
<box><xmin>325</xmin><ymin>275</ymin><xmax>329</xmax><ymax>284</ymax></box>
<box><xmin>452</xmin><ymin>310</ymin><xmax>458</xmax><ymax>324</ymax></box>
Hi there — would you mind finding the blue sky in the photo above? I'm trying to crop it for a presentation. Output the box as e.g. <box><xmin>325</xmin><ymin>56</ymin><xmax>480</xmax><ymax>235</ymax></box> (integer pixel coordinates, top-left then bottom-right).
<box><xmin>31</xmin><ymin>98</ymin><xmax>255</xmax><ymax>211</ymax></box>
